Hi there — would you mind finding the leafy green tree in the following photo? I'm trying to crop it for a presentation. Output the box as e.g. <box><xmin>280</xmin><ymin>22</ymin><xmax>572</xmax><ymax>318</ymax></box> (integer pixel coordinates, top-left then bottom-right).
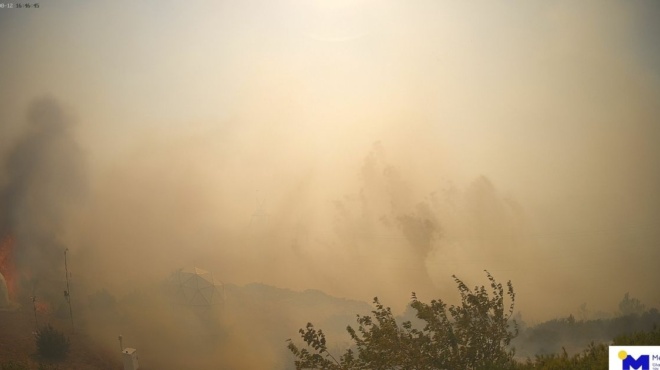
<box><xmin>287</xmin><ymin>271</ymin><xmax>518</xmax><ymax>369</ymax></box>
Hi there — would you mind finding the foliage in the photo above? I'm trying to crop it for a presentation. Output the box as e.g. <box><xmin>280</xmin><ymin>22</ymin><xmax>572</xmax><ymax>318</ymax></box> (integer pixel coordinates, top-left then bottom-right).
<box><xmin>287</xmin><ymin>272</ymin><xmax>660</xmax><ymax>370</ymax></box>
<box><xmin>516</xmin><ymin>325</ymin><xmax>660</xmax><ymax>369</ymax></box>
<box><xmin>613</xmin><ymin>324</ymin><xmax>660</xmax><ymax>345</ymax></box>
<box><xmin>37</xmin><ymin>363</ymin><xmax>61</xmax><ymax>370</ymax></box>
<box><xmin>287</xmin><ymin>271</ymin><xmax>518</xmax><ymax>370</ymax></box>
<box><xmin>513</xmin><ymin>307</ymin><xmax>660</xmax><ymax>357</ymax></box>
<box><xmin>523</xmin><ymin>343</ymin><xmax>608</xmax><ymax>370</ymax></box>
<box><xmin>0</xmin><ymin>361</ymin><xmax>29</xmax><ymax>370</ymax></box>
<box><xmin>35</xmin><ymin>324</ymin><xmax>70</xmax><ymax>360</ymax></box>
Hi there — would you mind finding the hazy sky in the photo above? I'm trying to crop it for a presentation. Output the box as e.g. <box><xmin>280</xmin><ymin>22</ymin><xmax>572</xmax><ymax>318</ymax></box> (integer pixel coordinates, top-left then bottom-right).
<box><xmin>1</xmin><ymin>0</ymin><xmax>659</xmax><ymax>320</ymax></box>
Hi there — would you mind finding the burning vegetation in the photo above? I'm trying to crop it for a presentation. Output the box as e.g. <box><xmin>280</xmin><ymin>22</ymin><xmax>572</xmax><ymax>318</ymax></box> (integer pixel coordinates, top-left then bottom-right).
<box><xmin>0</xmin><ymin>234</ymin><xmax>16</xmax><ymax>304</ymax></box>
<box><xmin>0</xmin><ymin>97</ymin><xmax>86</xmax><ymax>310</ymax></box>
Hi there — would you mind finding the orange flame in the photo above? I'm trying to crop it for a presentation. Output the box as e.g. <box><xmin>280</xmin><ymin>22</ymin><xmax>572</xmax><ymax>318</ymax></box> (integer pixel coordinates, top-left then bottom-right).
<box><xmin>0</xmin><ymin>235</ymin><xmax>17</xmax><ymax>300</ymax></box>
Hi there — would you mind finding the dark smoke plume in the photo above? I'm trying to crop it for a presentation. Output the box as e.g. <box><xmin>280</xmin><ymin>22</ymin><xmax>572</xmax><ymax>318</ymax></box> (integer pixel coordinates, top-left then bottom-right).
<box><xmin>0</xmin><ymin>97</ymin><xmax>86</xmax><ymax>300</ymax></box>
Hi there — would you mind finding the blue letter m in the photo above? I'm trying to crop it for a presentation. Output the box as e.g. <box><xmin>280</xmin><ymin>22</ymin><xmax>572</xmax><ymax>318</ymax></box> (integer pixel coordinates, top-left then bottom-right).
<box><xmin>623</xmin><ymin>355</ymin><xmax>649</xmax><ymax>370</ymax></box>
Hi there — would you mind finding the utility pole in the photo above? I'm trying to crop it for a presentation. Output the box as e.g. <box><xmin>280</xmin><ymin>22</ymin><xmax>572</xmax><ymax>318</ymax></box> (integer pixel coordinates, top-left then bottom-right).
<box><xmin>64</xmin><ymin>248</ymin><xmax>74</xmax><ymax>333</ymax></box>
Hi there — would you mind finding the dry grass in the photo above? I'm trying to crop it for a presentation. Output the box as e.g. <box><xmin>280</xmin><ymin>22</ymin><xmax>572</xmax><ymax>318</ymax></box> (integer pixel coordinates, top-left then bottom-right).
<box><xmin>0</xmin><ymin>305</ymin><xmax>121</xmax><ymax>370</ymax></box>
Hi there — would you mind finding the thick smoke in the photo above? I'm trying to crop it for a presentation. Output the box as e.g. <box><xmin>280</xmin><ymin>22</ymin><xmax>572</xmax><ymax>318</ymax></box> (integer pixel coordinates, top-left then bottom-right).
<box><xmin>323</xmin><ymin>144</ymin><xmax>529</xmax><ymax>306</ymax></box>
<box><xmin>0</xmin><ymin>97</ymin><xmax>86</xmax><ymax>301</ymax></box>
<box><xmin>0</xmin><ymin>1</ymin><xmax>659</xmax><ymax>368</ymax></box>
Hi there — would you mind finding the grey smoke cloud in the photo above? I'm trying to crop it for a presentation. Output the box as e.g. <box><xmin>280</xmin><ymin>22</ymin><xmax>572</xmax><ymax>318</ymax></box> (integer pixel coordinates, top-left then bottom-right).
<box><xmin>0</xmin><ymin>97</ymin><xmax>87</xmax><ymax>297</ymax></box>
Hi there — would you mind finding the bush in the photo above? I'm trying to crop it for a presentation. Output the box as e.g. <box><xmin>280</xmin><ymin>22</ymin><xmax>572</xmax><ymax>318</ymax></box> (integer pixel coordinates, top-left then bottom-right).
<box><xmin>287</xmin><ymin>271</ymin><xmax>518</xmax><ymax>370</ymax></box>
<box><xmin>613</xmin><ymin>324</ymin><xmax>660</xmax><ymax>345</ymax></box>
<box><xmin>35</xmin><ymin>325</ymin><xmax>70</xmax><ymax>359</ymax></box>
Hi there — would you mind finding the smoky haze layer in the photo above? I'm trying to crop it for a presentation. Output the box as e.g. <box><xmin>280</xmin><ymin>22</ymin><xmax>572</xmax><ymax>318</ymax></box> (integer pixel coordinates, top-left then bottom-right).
<box><xmin>0</xmin><ymin>0</ymin><xmax>656</xmax><ymax>318</ymax></box>
<box><xmin>0</xmin><ymin>97</ymin><xmax>87</xmax><ymax>300</ymax></box>
<box><xmin>0</xmin><ymin>1</ymin><xmax>659</xmax><ymax>368</ymax></box>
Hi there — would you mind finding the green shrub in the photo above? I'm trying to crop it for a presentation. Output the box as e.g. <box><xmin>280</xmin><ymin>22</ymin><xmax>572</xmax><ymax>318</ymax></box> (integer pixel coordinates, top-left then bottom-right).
<box><xmin>35</xmin><ymin>324</ymin><xmax>70</xmax><ymax>359</ymax></box>
<box><xmin>288</xmin><ymin>271</ymin><xmax>519</xmax><ymax>370</ymax></box>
